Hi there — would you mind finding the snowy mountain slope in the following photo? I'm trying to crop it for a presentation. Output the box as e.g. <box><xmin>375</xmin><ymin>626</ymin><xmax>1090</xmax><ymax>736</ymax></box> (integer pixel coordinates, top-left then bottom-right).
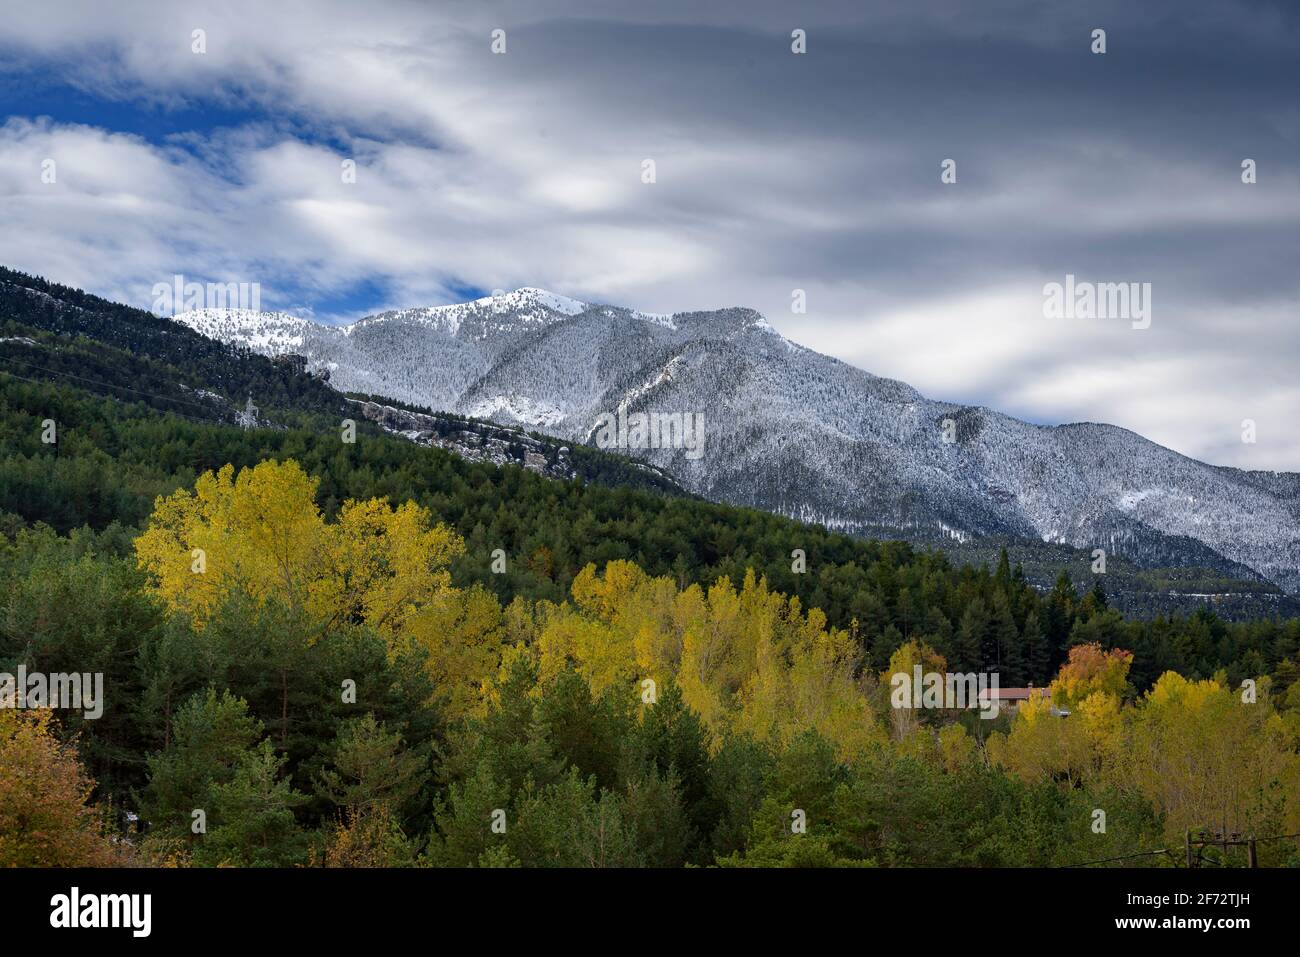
<box><xmin>172</xmin><ymin>290</ymin><xmax>1300</xmax><ymax>594</ymax></box>
<box><xmin>174</xmin><ymin>288</ymin><xmax>594</xmax><ymax>412</ymax></box>
<box><xmin>173</xmin><ymin>308</ymin><xmax>315</xmax><ymax>353</ymax></box>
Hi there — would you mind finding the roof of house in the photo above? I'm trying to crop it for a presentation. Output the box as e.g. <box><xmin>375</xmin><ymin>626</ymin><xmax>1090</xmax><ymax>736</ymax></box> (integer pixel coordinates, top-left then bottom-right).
<box><xmin>983</xmin><ymin>687</ymin><xmax>1051</xmax><ymax>700</ymax></box>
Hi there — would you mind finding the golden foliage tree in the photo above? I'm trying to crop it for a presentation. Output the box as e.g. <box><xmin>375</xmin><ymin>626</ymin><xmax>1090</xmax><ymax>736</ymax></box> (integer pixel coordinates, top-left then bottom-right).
<box><xmin>403</xmin><ymin>584</ymin><xmax>508</xmax><ymax>722</ymax></box>
<box><xmin>134</xmin><ymin>459</ymin><xmax>463</xmax><ymax>643</ymax></box>
<box><xmin>1122</xmin><ymin>672</ymin><xmax>1298</xmax><ymax>843</ymax></box>
<box><xmin>880</xmin><ymin>639</ymin><xmax>948</xmax><ymax>740</ymax></box>
<box><xmin>534</xmin><ymin>561</ymin><xmax>883</xmax><ymax>759</ymax></box>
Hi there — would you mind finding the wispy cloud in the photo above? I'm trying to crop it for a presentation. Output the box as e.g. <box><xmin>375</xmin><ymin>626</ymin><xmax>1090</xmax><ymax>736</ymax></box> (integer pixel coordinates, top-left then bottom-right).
<box><xmin>0</xmin><ymin>0</ymin><xmax>1297</xmax><ymax>469</ymax></box>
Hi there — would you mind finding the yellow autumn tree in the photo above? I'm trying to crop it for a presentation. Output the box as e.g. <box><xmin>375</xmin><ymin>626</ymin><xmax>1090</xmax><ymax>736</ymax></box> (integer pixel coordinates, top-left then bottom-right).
<box><xmin>1122</xmin><ymin>672</ymin><xmax>1298</xmax><ymax>843</ymax></box>
<box><xmin>532</xmin><ymin>561</ymin><xmax>886</xmax><ymax>756</ymax></box>
<box><xmin>880</xmin><ymin>639</ymin><xmax>948</xmax><ymax>741</ymax></box>
<box><xmin>134</xmin><ymin>459</ymin><xmax>463</xmax><ymax>643</ymax></box>
<box><xmin>738</xmin><ymin>617</ymin><xmax>882</xmax><ymax>759</ymax></box>
<box><xmin>896</xmin><ymin>722</ymin><xmax>977</xmax><ymax>772</ymax></box>
<box><xmin>537</xmin><ymin>603</ymin><xmax>631</xmax><ymax>696</ymax></box>
<box><xmin>678</xmin><ymin>570</ymin><xmax>798</xmax><ymax>735</ymax></box>
<box><xmin>937</xmin><ymin>722</ymin><xmax>977</xmax><ymax>773</ymax></box>
<box><xmin>537</xmin><ymin>561</ymin><xmax>645</xmax><ymax>694</ymax></box>
<box><xmin>1049</xmin><ymin>642</ymin><xmax>1133</xmax><ymax>711</ymax></box>
<box><xmin>993</xmin><ymin>693</ymin><xmax>1093</xmax><ymax>786</ymax></box>
<box><xmin>570</xmin><ymin>559</ymin><xmax>646</xmax><ymax>621</ymax></box>
<box><xmin>401</xmin><ymin>584</ymin><xmax>507</xmax><ymax>722</ymax></box>
<box><xmin>1075</xmin><ymin>689</ymin><xmax>1124</xmax><ymax>780</ymax></box>
<box><xmin>674</xmin><ymin>583</ymin><xmax>730</xmax><ymax>733</ymax></box>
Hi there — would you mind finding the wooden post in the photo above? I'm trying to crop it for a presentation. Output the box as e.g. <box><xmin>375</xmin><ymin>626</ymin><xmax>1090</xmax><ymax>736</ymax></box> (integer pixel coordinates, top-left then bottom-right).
<box><xmin>1185</xmin><ymin>830</ymin><xmax>1194</xmax><ymax>868</ymax></box>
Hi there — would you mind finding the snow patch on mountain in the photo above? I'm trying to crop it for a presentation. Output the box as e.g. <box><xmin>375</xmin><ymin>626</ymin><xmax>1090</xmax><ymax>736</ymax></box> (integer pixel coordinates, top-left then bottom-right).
<box><xmin>174</xmin><ymin>308</ymin><xmax>310</xmax><ymax>352</ymax></box>
<box><xmin>615</xmin><ymin>355</ymin><xmax>684</xmax><ymax>416</ymax></box>
<box><xmin>1117</xmin><ymin>489</ymin><xmax>1158</xmax><ymax>511</ymax></box>
<box><xmin>347</xmin><ymin>288</ymin><xmax>587</xmax><ymax>341</ymax></box>
<box><xmin>514</xmin><ymin>287</ymin><xmax>587</xmax><ymax>316</ymax></box>
<box><xmin>464</xmin><ymin>394</ymin><xmax>568</xmax><ymax>429</ymax></box>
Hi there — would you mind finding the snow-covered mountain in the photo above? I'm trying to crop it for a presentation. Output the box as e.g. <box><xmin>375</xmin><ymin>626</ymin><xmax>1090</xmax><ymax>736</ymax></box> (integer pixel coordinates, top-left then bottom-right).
<box><xmin>173</xmin><ymin>289</ymin><xmax>1300</xmax><ymax>594</ymax></box>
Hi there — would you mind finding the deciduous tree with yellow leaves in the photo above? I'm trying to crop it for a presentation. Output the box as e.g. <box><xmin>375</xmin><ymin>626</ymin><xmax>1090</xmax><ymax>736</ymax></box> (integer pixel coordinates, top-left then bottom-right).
<box><xmin>134</xmin><ymin>459</ymin><xmax>463</xmax><ymax>646</ymax></box>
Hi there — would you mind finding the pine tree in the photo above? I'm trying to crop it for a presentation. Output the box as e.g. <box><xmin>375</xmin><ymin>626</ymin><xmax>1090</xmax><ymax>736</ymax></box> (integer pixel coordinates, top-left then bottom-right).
<box><xmin>1045</xmin><ymin>571</ymin><xmax>1078</xmax><ymax>669</ymax></box>
<box><xmin>194</xmin><ymin>738</ymin><xmax>308</xmax><ymax>867</ymax></box>
<box><xmin>992</xmin><ymin>594</ymin><xmax>1024</xmax><ymax>685</ymax></box>
<box><xmin>956</xmin><ymin>598</ymin><xmax>989</xmax><ymax>672</ymax></box>
<box><xmin>315</xmin><ymin>713</ymin><xmax>430</xmax><ymax>820</ymax></box>
<box><xmin>994</xmin><ymin>548</ymin><xmax>1012</xmax><ymax>591</ymax></box>
<box><xmin>141</xmin><ymin>689</ymin><xmax>264</xmax><ymax>847</ymax></box>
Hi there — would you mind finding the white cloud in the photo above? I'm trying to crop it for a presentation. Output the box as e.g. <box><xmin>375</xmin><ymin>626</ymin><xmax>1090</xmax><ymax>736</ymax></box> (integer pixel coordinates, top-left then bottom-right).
<box><xmin>0</xmin><ymin>0</ymin><xmax>1296</xmax><ymax>470</ymax></box>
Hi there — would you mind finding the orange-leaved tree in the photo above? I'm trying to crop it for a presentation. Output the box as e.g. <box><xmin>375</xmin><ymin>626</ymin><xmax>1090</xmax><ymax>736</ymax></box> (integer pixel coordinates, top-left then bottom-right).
<box><xmin>1049</xmin><ymin>642</ymin><xmax>1133</xmax><ymax>711</ymax></box>
<box><xmin>0</xmin><ymin>708</ymin><xmax>126</xmax><ymax>866</ymax></box>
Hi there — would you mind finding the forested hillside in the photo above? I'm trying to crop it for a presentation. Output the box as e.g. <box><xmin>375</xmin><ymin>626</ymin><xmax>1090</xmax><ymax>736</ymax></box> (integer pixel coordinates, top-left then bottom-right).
<box><xmin>2</xmin><ymin>370</ymin><xmax>1297</xmax><ymax>694</ymax></box>
<box><xmin>2</xmin><ymin>267</ymin><xmax>1290</xmax><ymax>617</ymax></box>
<box><xmin>0</xmin><ymin>266</ymin><xmax>349</xmax><ymax>420</ymax></box>
<box><xmin>3</xmin><ymin>455</ymin><xmax>1299</xmax><ymax>868</ymax></box>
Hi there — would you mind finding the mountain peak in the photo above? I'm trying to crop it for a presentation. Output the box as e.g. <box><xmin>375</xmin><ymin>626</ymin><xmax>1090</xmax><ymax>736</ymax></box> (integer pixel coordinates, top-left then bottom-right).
<box><xmin>347</xmin><ymin>287</ymin><xmax>588</xmax><ymax>338</ymax></box>
<box><xmin>504</xmin><ymin>287</ymin><xmax>588</xmax><ymax>315</ymax></box>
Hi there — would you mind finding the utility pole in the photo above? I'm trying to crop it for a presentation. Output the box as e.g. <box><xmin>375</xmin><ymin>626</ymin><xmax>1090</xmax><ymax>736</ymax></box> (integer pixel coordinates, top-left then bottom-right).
<box><xmin>1185</xmin><ymin>829</ymin><xmax>1258</xmax><ymax>867</ymax></box>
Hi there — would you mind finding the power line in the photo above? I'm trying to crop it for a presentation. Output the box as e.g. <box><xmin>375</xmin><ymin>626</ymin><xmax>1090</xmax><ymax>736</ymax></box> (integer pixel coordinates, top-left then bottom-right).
<box><xmin>0</xmin><ymin>351</ymin><xmax>225</xmax><ymax>417</ymax></box>
<box><xmin>1251</xmin><ymin>830</ymin><xmax>1300</xmax><ymax>843</ymax></box>
<box><xmin>0</xmin><ymin>366</ymin><xmax>231</xmax><ymax>430</ymax></box>
<box><xmin>1063</xmin><ymin>829</ymin><xmax>1300</xmax><ymax>869</ymax></box>
<box><xmin>1059</xmin><ymin>847</ymin><xmax>1174</xmax><ymax>868</ymax></box>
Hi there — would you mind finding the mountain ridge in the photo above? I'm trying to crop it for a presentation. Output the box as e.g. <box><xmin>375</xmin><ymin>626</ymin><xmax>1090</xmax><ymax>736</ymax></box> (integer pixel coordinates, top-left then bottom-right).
<box><xmin>162</xmin><ymin>287</ymin><xmax>1300</xmax><ymax>597</ymax></box>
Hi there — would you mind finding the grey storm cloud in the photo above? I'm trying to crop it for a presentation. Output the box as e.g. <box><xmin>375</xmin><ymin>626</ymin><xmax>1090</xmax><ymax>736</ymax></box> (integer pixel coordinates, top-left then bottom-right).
<box><xmin>0</xmin><ymin>0</ymin><xmax>1296</xmax><ymax>469</ymax></box>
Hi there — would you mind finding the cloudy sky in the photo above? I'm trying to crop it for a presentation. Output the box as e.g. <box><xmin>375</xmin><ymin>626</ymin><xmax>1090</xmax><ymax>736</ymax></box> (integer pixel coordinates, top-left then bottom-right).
<box><xmin>1</xmin><ymin>0</ymin><xmax>1297</xmax><ymax>470</ymax></box>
